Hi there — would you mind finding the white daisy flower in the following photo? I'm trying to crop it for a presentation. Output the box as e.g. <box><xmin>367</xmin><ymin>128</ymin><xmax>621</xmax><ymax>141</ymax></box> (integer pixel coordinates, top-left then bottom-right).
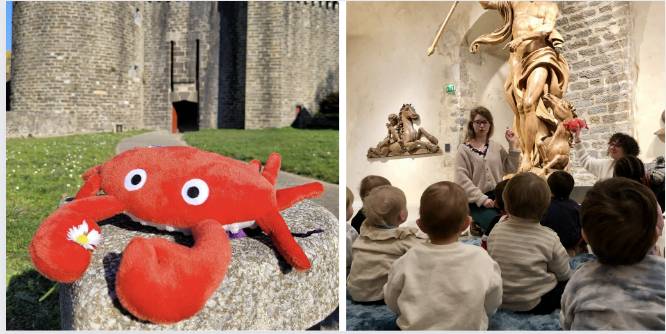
<box><xmin>67</xmin><ymin>221</ymin><xmax>101</xmax><ymax>250</ymax></box>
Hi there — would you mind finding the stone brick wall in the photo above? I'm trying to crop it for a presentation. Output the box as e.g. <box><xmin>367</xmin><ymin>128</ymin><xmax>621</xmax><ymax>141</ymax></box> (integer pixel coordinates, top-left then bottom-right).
<box><xmin>6</xmin><ymin>51</ymin><xmax>11</xmax><ymax>82</ymax></box>
<box><xmin>556</xmin><ymin>1</ymin><xmax>632</xmax><ymax>185</ymax></box>
<box><xmin>9</xmin><ymin>1</ymin><xmax>338</xmax><ymax>136</ymax></box>
<box><xmin>245</xmin><ymin>2</ymin><xmax>286</xmax><ymax>129</ymax></box>
<box><xmin>10</xmin><ymin>2</ymin><xmax>145</xmax><ymax>134</ymax></box>
<box><xmin>245</xmin><ymin>1</ymin><xmax>339</xmax><ymax>130</ymax></box>
<box><xmin>143</xmin><ymin>2</ymin><xmax>171</xmax><ymax>130</ymax></box>
<box><xmin>6</xmin><ymin>111</ymin><xmax>77</xmax><ymax>138</ymax></box>
<box><xmin>280</xmin><ymin>1</ymin><xmax>339</xmax><ymax>128</ymax></box>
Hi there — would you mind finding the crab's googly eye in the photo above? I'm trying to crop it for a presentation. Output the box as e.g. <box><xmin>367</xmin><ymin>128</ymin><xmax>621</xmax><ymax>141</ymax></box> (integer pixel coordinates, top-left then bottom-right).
<box><xmin>124</xmin><ymin>169</ymin><xmax>147</xmax><ymax>191</ymax></box>
<box><xmin>181</xmin><ymin>179</ymin><xmax>209</xmax><ymax>206</ymax></box>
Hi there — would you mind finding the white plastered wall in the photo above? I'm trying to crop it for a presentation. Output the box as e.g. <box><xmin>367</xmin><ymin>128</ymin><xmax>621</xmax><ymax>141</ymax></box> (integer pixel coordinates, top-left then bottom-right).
<box><xmin>631</xmin><ymin>1</ymin><xmax>665</xmax><ymax>162</ymax></box>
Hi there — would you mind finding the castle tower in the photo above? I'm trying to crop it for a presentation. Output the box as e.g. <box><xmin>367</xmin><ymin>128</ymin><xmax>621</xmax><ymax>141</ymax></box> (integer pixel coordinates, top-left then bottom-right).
<box><xmin>8</xmin><ymin>1</ymin><xmax>339</xmax><ymax>137</ymax></box>
<box><xmin>11</xmin><ymin>1</ymin><xmax>146</xmax><ymax>134</ymax></box>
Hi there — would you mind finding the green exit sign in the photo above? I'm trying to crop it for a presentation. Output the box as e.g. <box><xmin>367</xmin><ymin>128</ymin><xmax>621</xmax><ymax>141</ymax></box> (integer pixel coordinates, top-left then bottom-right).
<box><xmin>446</xmin><ymin>85</ymin><xmax>455</xmax><ymax>93</ymax></box>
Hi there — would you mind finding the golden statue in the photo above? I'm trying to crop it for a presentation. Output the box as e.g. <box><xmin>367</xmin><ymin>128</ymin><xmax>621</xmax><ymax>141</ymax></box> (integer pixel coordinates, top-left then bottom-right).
<box><xmin>430</xmin><ymin>1</ymin><xmax>572</xmax><ymax>176</ymax></box>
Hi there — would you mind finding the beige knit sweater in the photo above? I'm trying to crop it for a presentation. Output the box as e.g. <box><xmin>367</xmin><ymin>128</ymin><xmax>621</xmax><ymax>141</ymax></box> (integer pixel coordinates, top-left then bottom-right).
<box><xmin>487</xmin><ymin>216</ymin><xmax>571</xmax><ymax>312</ymax></box>
<box><xmin>347</xmin><ymin>224</ymin><xmax>426</xmax><ymax>302</ymax></box>
<box><xmin>454</xmin><ymin>140</ymin><xmax>521</xmax><ymax>206</ymax></box>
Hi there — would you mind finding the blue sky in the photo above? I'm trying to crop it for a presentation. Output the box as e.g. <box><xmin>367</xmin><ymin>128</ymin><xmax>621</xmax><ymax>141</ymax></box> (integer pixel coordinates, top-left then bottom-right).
<box><xmin>7</xmin><ymin>1</ymin><xmax>12</xmax><ymax>50</ymax></box>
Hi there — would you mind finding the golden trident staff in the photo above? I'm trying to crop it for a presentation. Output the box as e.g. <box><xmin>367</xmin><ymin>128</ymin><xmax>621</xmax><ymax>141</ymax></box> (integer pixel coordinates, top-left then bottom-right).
<box><xmin>427</xmin><ymin>1</ymin><xmax>459</xmax><ymax>56</ymax></box>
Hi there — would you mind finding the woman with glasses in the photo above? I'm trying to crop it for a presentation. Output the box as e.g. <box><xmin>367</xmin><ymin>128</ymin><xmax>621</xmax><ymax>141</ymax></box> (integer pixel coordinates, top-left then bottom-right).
<box><xmin>571</xmin><ymin>127</ymin><xmax>640</xmax><ymax>180</ymax></box>
<box><xmin>454</xmin><ymin>106</ymin><xmax>521</xmax><ymax>236</ymax></box>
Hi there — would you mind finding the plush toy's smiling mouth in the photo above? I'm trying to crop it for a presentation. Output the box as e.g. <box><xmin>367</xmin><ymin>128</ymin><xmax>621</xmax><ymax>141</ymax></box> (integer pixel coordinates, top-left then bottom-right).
<box><xmin>124</xmin><ymin>212</ymin><xmax>259</xmax><ymax>236</ymax></box>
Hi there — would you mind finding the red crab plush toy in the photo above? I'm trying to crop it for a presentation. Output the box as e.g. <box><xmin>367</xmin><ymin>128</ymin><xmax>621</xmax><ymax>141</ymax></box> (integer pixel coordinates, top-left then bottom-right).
<box><xmin>29</xmin><ymin>146</ymin><xmax>324</xmax><ymax>324</ymax></box>
<box><xmin>563</xmin><ymin>119</ymin><xmax>589</xmax><ymax>132</ymax></box>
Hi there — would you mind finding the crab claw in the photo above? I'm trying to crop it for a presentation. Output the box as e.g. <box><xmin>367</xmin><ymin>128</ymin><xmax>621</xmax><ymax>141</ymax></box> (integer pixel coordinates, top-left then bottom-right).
<box><xmin>30</xmin><ymin>208</ymin><xmax>101</xmax><ymax>283</ymax></box>
<box><xmin>115</xmin><ymin>219</ymin><xmax>231</xmax><ymax>324</ymax></box>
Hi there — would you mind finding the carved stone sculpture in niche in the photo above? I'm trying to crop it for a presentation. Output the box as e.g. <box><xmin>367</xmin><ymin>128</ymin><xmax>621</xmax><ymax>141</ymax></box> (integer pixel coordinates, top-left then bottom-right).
<box><xmin>367</xmin><ymin>104</ymin><xmax>441</xmax><ymax>158</ymax></box>
<box><xmin>430</xmin><ymin>1</ymin><xmax>578</xmax><ymax>178</ymax></box>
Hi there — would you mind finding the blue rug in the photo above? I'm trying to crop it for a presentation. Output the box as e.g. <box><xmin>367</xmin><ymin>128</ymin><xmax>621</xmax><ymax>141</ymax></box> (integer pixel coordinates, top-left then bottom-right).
<box><xmin>346</xmin><ymin>238</ymin><xmax>597</xmax><ymax>331</ymax></box>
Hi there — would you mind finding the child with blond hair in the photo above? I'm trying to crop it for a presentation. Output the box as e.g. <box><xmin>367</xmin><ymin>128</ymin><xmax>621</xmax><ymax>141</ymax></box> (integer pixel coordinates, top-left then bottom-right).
<box><xmin>560</xmin><ymin>178</ymin><xmax>665</xmax><ymax>330</ymax></box>
<box><xmin>346</xmin><ymin>187</ymin><xmax>359</xmax><ymax>276</ymax></box>
<box><xmin>487</xmin><ymin>172</ymin><xmax>571</xmax><ymax>315</ymax></box>
<box><xmin>384</xmin><ymin>181</ymin><xmax>502</xmax><ymax>330</ymax></box>
<box><xmin>347</xmin><ymin>185</ymin><xmax>425</xmax><ymax>303</ymax></box>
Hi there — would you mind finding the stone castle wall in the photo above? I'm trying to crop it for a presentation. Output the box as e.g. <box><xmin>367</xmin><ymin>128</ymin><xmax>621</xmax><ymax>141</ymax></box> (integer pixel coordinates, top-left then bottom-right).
<box><xmin>244</xmin><ymin>1</ymin><xmax>339</xmax><ymax>130</ymax></box>
<box><xmin>9</xmin><ymin>1</ymin><xmax>339</xmax><ymax>136</ymax></box>
<box><xmin>280</xmin><ymin>1</ymin><xmax>340</xmax><ymax>128</ymax></box>
<box><xmin>142</xmin><ymin>2</ymin><xmax>220</xmax><ymax>131</ymax></box>
<box><xmin>142</xmin><ymin>2</ymin><xmax>169</xmax><ymax>130</ymax></box>
<box><xmin>6</xmin><ymin>51</ymin><xmax>11</xmax><ymax>81</ymax></box>
<box><xmin>10</xmin><ymin>2</ymin><xmax>145</xmax><ymax>135</ymax></box>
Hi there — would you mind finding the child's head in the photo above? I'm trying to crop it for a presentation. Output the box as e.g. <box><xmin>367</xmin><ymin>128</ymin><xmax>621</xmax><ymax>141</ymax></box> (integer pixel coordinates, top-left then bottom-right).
<box><xmin>580</xmin><ymin>178</ymin><xmax>659</xmax><ymax>266</ymax></box>
<box><xmin>346</xmin><ymin>186</ymin><xmax>355</xmax><ymax>221</ymax></box>
<box><xmin>613</xmin><ymin>155</ymin><xmax>646</xmax><ymax>184</ymax></box>
<box><xmin>503</xmin><ymin>172</ymin><xmax>551</xmax><ymax>219</ymax></box>
<box><xmin>547</xmin><ymin>171</ymin><xmax>575</xmax><ymax>199</ymax></box>
<box><xmin>359</xmin><ymin>175</ymin><xmax>392</xmax><ymax>200</ymax></box>
<box><xmin>418</xmin><ymin>181</ymin><xmax>470</xmax><ymax>241</ymax></box>
<box><xmin>493</xmin><ymin>179</ymin><xmax>509</xmax><ymax>212</ymax></box>
<box><xmin>363</xmin><ymin>185</ymin><xmax>407</xmax><ymax>228</ymax></box>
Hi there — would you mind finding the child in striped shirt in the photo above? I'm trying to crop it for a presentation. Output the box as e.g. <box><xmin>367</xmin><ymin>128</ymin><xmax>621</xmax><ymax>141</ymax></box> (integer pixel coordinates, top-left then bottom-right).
<box><xmin>487</xmin><ymin>172</ymin><xmax>571</xmax><ymax>315</ymax></box>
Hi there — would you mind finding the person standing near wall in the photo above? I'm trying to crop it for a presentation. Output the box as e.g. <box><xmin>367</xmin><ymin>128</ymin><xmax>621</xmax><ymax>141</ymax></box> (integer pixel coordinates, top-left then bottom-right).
<box><xmin>454</xmin><ymin>106</ymin><xmax>521</xmax><ymax>236</ymax></box>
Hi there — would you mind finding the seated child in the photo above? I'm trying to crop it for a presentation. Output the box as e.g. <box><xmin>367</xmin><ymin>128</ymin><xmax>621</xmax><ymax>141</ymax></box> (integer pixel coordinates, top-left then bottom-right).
<box><xmin>560</xmin><ymin>178</ymin><xmax>665</xmax><ymax>330</ymax></box>
<box><xmin>481</xmin><ymin>179</ymin><xmax>509</xmax><ymax>250</ymax></box>
<box><xmin>541</xmin><ymin>171</ymin><xmax>585</xmax><ymax>254</ymax></box>
<box><xmin>614</xmin><ymin>155</ymin><xmax>664</xmax><ymax>256</ymax></box>
<box><xmin>487</xmin><ymin>172</ymin><xmax>571</xmax><ymax>315</ymax></box>
<box><xmin>614</xmin><ymin>155</ymin><xmax>665</xmax><ymax>240</ymax></box>
<box><xmin>346</xmin><ymin>187</ymin><xmax>359</xmax><ymax>276</ymax></box>
<box><xmin>384</xmin><ymin>181</ymin><xmax>502</xmax><ymax>330</ymax></box>
<box><xmin>347</xmin><ymin>185</ymin><xmax>425</xmax><ymax>303</ymax></box>
<box><xmin>350</xmin><ymin>175</ymin><xmax>392</xmax><ymax>234</ymax></box>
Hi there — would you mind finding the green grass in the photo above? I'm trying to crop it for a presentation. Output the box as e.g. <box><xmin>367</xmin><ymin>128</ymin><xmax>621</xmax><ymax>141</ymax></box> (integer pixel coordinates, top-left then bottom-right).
<box><xmin>183</xmin><ymin>128</ymin><xmax>339</xmax><ymax>184</ymax></box>
<box><xmin>6</xmin><ymin>131</ymin><xmax>144</xmax><ymax>330</ymax></box>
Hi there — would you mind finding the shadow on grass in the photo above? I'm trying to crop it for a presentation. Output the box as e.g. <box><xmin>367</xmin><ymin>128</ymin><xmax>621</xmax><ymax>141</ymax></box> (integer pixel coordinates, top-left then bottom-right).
<box><xmin>6</xmin><ymin>269</ymin><xmax>61</xmax><ymax>330</ymax></box>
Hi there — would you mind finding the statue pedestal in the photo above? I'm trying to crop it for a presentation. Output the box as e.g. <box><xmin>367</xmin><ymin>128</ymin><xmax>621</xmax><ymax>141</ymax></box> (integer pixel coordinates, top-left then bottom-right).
<box><xmin>570</xmin><ymin>185</ymin><xmax>592</xmax><ymax>204</ymax></box>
